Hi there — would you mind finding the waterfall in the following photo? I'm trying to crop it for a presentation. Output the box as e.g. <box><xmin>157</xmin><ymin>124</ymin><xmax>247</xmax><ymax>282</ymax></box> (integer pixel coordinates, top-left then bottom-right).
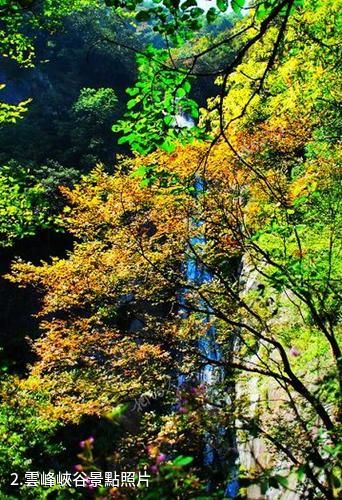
<box><xmin>173</xmin><ymin>112</ymin><xmax>195</xmax><ymax>129</ymax></box>
<box><xmin>178</xmin><ymin>172</ymin><xmax>239</xmax><ymax>497</ymax></box>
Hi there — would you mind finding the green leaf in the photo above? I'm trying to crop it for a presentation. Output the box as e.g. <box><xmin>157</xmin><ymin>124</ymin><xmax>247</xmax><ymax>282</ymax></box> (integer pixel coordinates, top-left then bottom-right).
<box><xmin>256</xmin><ymin>4</ymin><xmax>268</xmax><ymax>20</ymax></box>
<box><xmin>160</xmin><ymin>140</ymin><xmax>176</xmax><ymax>153</ymax></box>
<box><xmin>117</xmin><ymin>134</ymin><xmax>135</xmax><ymax>144</ymax></box>
<box><xmin>206</xmin><ymin>7</ymin><xmax>218</xmax><ymax>23</ymax></box>
<box><xmin>109</xmin><ymin>404</ymin><xmax>129</xmax><ymax>419</ymax></box>
<box><xmin>296</xmin><ymin>465</ymin><xmax>306</xmax><ymax>482</ymax></box>
<box><xmin>176</xmin><ymin>87</ymin><xmax>186</xmax><ymax>98</ymax></box>
<box><xmin>140</xmin><ymin>178</ymin><xmax>153</xmax><ymax>187</ymax></box>
<box><xmin>173</xmin><ymin>455</ymin><xmax>194</xmax><ymax>466</ymax></box>
<box><xmin>132</xmin><ymin>165</ymin><xmax>148</xmax><ymax>178</ymax></box>
<box><xmin>181</xmin><ymin>0</ymin><xmax>197</xmax><ymax>10</ymax></box>
<box><xmin>190</xmin><ymin>7</ymin><xmax>204</xmax><ymax>18</ymax></box>
<box><xmin>274</xmin><ymin>475</ymin><xmax>288</xmax><ymax>488</ymax></box>
<box><xmin>126</xmin><ymin>87</ymin><xmax>140</xmax><ymax>97</ymax></box>
<box><xmin>260</xmin><ymin>480</ymin><xmax>269</xmax><ymax>495</ymax></box>
<box><xmin>182</xmin><ymin>80</ymin><xmax>191</xmax><ymax>93</ymax></box>
<box><xmin>231</xmin><ymin>0</ymin><xmax>245</xmax><ymax>14</ymax></box>
<box><xmin>163</xmin><ymin>115</ymin><xmax>174</xmax><ymax>126</ymax></box>
<box><xmin>216</xmin><ymin>0</ymin><xmax>228</xmax><ymax>13</ymax></box>
<box><xmin>127</xmin><ymin>98</ymin><xmax>138</xmax><ymax>110</ymax></box>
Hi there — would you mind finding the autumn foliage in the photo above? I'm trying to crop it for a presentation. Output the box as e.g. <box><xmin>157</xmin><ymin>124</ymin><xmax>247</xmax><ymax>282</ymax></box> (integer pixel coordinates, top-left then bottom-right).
<box><xmin>1</xmin><ymin>0</ymin><xmax>341</xmax><ymax>498</ymax></box>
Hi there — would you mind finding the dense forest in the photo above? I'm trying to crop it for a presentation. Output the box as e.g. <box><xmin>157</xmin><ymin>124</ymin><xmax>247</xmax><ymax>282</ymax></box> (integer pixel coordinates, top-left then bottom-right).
<box><xmin>0</xmin><ymin>0</ymin><xmax>341</xmax><ymax>498</ymax></box>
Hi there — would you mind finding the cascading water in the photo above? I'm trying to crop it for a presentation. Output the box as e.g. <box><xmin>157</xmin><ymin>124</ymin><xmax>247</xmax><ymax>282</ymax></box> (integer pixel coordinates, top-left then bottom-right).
<box><xmin>175</xmin><ymin>151</ymin><xmax>239</xmax><ymax>497</ymax></box>
<box><xmin>173</xmin><ymin>112</ymin><xmax>195</xmax><ymax>129</ymax></box>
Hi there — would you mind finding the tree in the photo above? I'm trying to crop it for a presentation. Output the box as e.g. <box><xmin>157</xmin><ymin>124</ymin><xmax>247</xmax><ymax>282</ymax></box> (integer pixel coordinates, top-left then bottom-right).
<box><xmin>0</xmin><ymin>0</ymin><xmax>98</xmax><ymax>124</ymax></box>
<box><xmin>0</xmin><ymin>7</ymin><xmax>138</xmax><ymax>169</ymax></box>
<box><xmin>0</xmin><ymin>163</ymin><xmax>59</xmax><ymax>246</ymax></box>
<box><xmin>3</xmin><ymin>0</ymin><xmax>342</xmax><ymax>498</ymax></box>
<box><xmin>1</xmin><ymin>1</ymin><xmax>305</xmax><ymax>134</ymax></box>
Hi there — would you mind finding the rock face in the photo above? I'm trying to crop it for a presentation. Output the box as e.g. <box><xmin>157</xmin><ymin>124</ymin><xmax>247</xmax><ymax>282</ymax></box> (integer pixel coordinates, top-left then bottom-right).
<box><xmin>236</xmin><ymin>256</ymin><xmax>300</xmax><ymax>500</ymax></box>
<box><xmin>0</xmin><ymin>65</ymin><xmax>53</xmax><ymax>104</ymax></box>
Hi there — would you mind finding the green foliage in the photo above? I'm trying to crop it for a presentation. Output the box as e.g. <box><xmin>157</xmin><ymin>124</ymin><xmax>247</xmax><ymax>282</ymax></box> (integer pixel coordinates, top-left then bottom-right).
<box><xmin>34</xmin><ymin>161</ymin><xmax>80</xmax><ymax>200</ymax></box>
<box><xmin>0</xmin><ymin>1</ymin><xmax>100</xmax><ymax>125</ymax></box>
<box><xmin>113</xmin><ymin>46</ymin><xmax>207</xmax><ymax>155</ymax></box>
<box><xmin>0</xmin><ymin>85</ymin><xmax>31</xmax><ymax>124</ymax></box>
<box><xmin>140</xmin><ymin>455</ymin><xmax>205</xmax><ymax>499</ymax></box>
<box><xmin>0</xmin><ymin>388</ymin><xmax>63</xmax><ymax>496</ymax></box>
<box><xmin>112</xmin><ymin>0</ymin><xmax>308</xmax><ymax>157</ymax></box>
<box><xmin>70</xmin><ymin>87</ymin><xmax>122</xmax><ymax>166</ymax></box>
<box><xmin>78</xmin><ymin>437</ymin><xmax>205</xmax><ymax>499</ymax></box>
<box><xmin>0</xmin><ymin>7</ymin><xmax>137</xmax><ymax>170</ymax></box>
<box><xmin>0</xmin><ymin>1</ymin><xmax>341</xmax><ymax>499</ymax></box>
<box><xmin>0</xmin><ymin>164</ymin><xmax>60</xmax><ymax>246</ymax></box>
<box><xmin>73</xmin><ymin>87</ymin><xmax>119</xmax><ymax>120</ymax></box>
<box><xmin>0</xmin><ymin>0</ymin><xmax>99</xmax><ymax>66</ymax></box>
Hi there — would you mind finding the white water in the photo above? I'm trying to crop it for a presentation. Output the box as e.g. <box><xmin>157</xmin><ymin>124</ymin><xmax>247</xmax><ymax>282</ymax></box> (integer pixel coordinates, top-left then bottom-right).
<box><xmin>174</xmin><ymin>112</ymin><xmax>195</xmax><ymax>129</ymax></box>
